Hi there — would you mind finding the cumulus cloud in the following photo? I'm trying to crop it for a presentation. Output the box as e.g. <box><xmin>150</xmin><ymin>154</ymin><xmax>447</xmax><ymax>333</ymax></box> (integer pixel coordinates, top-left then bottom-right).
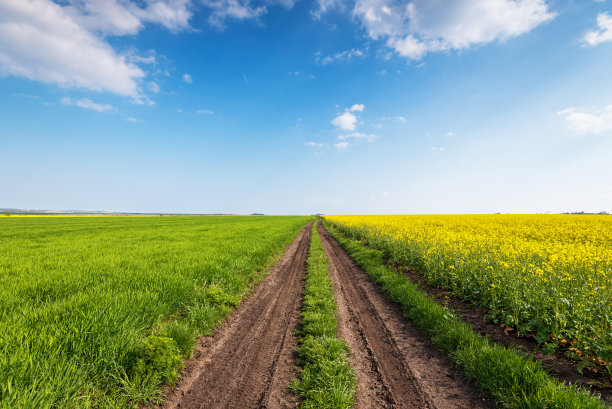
<box><xmin>335</xmin><ymin>141</ymin><xmax>349</xmax><ymax>149</ymax></box>
<box><xmin>331</xmin><ymin>111</ymin><xmax>358</xmax><ymax>130</ymax></box>
<box><xmin>0</xmin><ymin>0</ymin><xmax>195</xmax><ymax>99</ymax></box>
<box><xmin>582</xmin><ymin>12</ymin><xmax>612</xmax><ymax>47</ymax></box>
<box><xmin>349</xmin><ymin>103</ymin><xmax>365</xmax><ymax>112</ymax></box>
<box><xmin>0</xmin><ymin>0</ymin><xmax>146</xmax><ymax>97</ymax></box>
<box><xmin>558</xmin><ymin>105</ymin><xmax>612</xmax><ymax>135</ymax></box>
<box><xmin>61</xmin><ymin>97</ymin><xmax>114</xmax><ymax>112</ymax></box>
<box><xmin>351</xmin><ymin>0</ymin><xmax>555</xmax><ymax>59</ymax></box>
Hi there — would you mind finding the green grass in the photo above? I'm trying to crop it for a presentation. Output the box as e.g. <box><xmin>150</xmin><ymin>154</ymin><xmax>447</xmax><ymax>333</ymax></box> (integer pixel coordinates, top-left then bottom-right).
<box><xmin>323</xmin><ymin>220</ymin><xmax>609</xmax><ymax>409</ymax></box>
<box><xmin>0</xmin><ymin>215</ymin><xmax>312</xmax><ymax>408</ymax></box>
<box><xmin>292</xmin><ymin>222</ymin><xmax>356</xmax><ymax>409</ymax></box>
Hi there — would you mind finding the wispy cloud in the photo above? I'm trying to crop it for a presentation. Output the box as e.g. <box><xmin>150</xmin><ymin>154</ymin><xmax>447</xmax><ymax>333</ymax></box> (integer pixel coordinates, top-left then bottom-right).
<box><xmin>338</xmin><ymin>132</ymin><xmax>379</xmax><ymax>141</ymax></box>
<box><xmin>316</xmin><ymin>48</ymin><xmax>366</xmax><ymax>65</ymax></box>
<box><xmin>558</xmin><ymin>105</ymin><xmax>612</xmax><ymax>135</ymax></box>
<box><xmin>382</xmin><ymin>116</ymin><xmax>406</xmax><ymax>123</ymax></box>
<box><xmin>582</xmin><ymin>12</ymin><xmax>612</xmax><ymax>47</ymax></box>
<box><xmin>182</xmin><ymin>73</ymin><xmax>193</xmax><ymax>83</ymax></box>
<box><xmin>305</xmin><ymin>141</ymin><xmax>324</xmax><ymax>147</ymax></box>
<box><xmin>349</xmin><ymin>103</ymin><xmax>365</xmax><ymax>112</ymax></box>
<box><xmin>12</xmin><ymin>93</ymin><xmax>39</xmax><ymax>99</ymax></box>
<box><xmin>197</xmin><ymin>109</ymin><xmax>214</xmax><ymax>114</ymax></box>
<box><xmin>335</xmin><ymin>141</ymin><xmax>349</xmax><ymax>149</ymax></box>
<box><xmin>61</xmin><ymin>97</ymin><xmax>114</xmax><ymax>112</ymax></box>
<box><xmin>126</xmin><ymin>117</ymin><xmax>144</xmax><ymax>123</ymax></box>
<box><xmin>202</xmin><ymin>0</ymin><xmax>266</xmax><ymax>28</ymax></box>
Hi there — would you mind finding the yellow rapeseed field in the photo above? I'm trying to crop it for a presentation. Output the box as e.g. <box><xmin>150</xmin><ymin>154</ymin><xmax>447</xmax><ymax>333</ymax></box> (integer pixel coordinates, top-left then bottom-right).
<box><xmin>325</xmin><ymin>215</ymin><xmax>611</xmax><ymax>371</ymax></box>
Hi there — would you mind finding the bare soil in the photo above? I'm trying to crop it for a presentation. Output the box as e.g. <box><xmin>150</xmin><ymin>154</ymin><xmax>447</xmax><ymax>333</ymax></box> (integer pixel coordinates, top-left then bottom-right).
<box><xmin>318</xmin><ymin>222</ymin><xmax>493</xmax><ymax>409</ymax></box>
<box><xmin>160</xmin><ymin>222</ymin><xmax>312</xmax><ymax>409</ymax></box>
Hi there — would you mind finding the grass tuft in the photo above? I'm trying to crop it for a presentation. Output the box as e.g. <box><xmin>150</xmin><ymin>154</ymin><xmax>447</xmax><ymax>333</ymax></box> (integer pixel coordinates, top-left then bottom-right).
<box><xmin>291</xmin><ymin>222</ymin><xmax>356</xmax><ymax>409</ymax></box>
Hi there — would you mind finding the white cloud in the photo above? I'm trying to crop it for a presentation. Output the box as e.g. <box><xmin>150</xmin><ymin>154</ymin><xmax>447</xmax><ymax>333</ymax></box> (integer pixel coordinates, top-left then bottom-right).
<box><xmin>202</xmin><ymin>0</ymin><xmax>266</xmax><ymax>28</ymax></box>
<box><xmin>558</xmin><ymin>105</ymin><xmax>612</xmax><ymax>135</ymax></box>
<box><xmin>13</xmin><ymin>93</ymin><xmax>39</xmax><ymax>99</ymax></box>
<box><xmin>197</xmin><ymin>109</ymin><xmax>214</xmax><ymax>114</ymax></box>
<box><xmin>182</xmin><ymin>73</ymin><xmax>193</xmax><ymax>83</ymax></box>
<box><xmin>445</xmin><ymin>131</ymin><xmax>455</xmax><ymax>136</ymax></box>
<box><xmin>136</xmin><ymin>0</ymin><xmax>193</xmax><ymax>32</ymax></box>
<box><xmin>62</xmin><ymin>0</ymin><xmax>193</xmax><ymax>35</ymax></box>
<box><xmin>430</xmin><ymin>146</ymin><xmax>445</xmax><ymax>151</ymax></box>
<box><xmin>582</xmin><ymin>12</ymin><xmax>612</xmax><ymax>47</ymax></box>
<box><xmin>332</xmin><ymin>111</ymin><xmax>358</xmax><ymax>130</ymax></box>
<box><xmin>316</xmin><ymin>48</ymin><xmax>365</xmax><ymax>64</ymax></box>
<box><xmin>382</xmin><ymin>115</ymin><xmax>405</xmax><ymax>123</ymax></box>
<box><xmin>312</xmin><ymin>0</ymin><xmax>344</xmax><ymax>19</ymax></box>
<box><xmin>61</xmin><ymin>97</ymin><xmax>114</xmax><ymax>112</ymax></box>
<box><xmin>0</xmin><ymin>0</ymin><xmax>145</xmax><ymax>98</ymax></box>
<box><xmin>352</xmin><ymin>0</ymin><xmax>555</xmax><ymax>59</ymax></box>
<box><xmin>349</xmin><ymin>103</ymin><xmax>365</xmax><ymax>112</ymax></box>
<box><xmin>148</xmin><ymin>82</ymin><xmax>160</xmax><ymax>93</ymax></box>
<box><xmin>335</xmin><ymin>141</ymin><xmax>349</xmax><ymax>149</ymax></box>
<box><xmin>338</xmin><ymin>132</ymin><xmax>378</xmax><ymax>141</ymax></box>
<box><xmin>126</xmin><ymin>116</ymin><xmax>144</xmax><ymax>122</ymax></box>
<box><xmin>305</xmin><ymin>141</ymin><xmax>324</xmax><ymax>147</ymax></box>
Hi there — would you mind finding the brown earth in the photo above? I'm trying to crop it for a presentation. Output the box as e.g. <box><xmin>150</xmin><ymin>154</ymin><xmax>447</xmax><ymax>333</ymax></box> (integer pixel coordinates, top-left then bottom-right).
<box><xmin>160</xmin><ymin>222</ymin><xmax>313</xmax><ymax>409</ymax></box>
<box><xmin>158</xmin><ymin>220</ymin><xmax>501</xmax><ymax>409</ymax></box>
<box><xmin>318</xmin><ymin>222</ymin><xmax>493</xmax><ymax>409</ymax></box>
<box><xmin>399</xmin><ymin>267</ymin><xmax>612</xmax><ymax>404</ymax></box>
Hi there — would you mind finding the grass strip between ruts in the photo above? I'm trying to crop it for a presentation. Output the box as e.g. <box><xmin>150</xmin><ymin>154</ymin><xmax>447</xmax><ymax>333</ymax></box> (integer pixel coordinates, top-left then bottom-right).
<box><xmin>323</xmin><ymin>220</ymin><xmax>609</xmax><ymax>409</ymax></box>
<box><xmin>291</xmin><ymin>222</ymin><xmax>357</xmax><ymax>409</ymax></box>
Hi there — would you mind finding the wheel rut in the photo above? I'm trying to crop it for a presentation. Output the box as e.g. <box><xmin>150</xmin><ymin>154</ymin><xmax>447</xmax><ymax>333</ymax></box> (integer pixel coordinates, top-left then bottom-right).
<box><xmin>160</xmin><ymin>222</ymin><xmax>312</xmax><ymax>409</ymax></box>
<box><xmin>318</xmin><ymin>221</ymin><xmax>493</xmax><ymax>409</ymax></box>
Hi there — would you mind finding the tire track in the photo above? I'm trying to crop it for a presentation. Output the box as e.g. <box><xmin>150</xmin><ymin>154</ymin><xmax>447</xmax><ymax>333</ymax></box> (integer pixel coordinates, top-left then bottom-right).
<box><xmin>161</xmin><ymin>222</ymin><xmax>312</xmax><ymax>409</ymax></box>
<box><xmin>318</xmin><ymin>222</ymin><xmax>492</xmax><ymax>409</ymax></box>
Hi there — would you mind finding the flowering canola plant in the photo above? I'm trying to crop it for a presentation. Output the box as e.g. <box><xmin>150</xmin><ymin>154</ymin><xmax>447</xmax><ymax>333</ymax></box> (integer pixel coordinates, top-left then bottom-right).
<box><xmin>325</xmin><ymin>215</ymin><xmax>611</xmax><ymax>371</ymax></box>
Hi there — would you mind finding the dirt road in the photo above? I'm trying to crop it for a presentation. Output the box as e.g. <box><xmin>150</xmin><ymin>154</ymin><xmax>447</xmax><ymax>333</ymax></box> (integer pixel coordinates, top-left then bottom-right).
<box><xmin>161</xmin><ymin>221</ymin><xmax>492</xmax><ymax>409</ymax></box>
<box><xmin>161</xmin><ymin>222</ymin><xmax>312</xmax><ymax>409</ymax></box>
<box><xmin>318</xmin><ymin>222</ymin><xmax>492</xmax><ymax>409</ymax></box>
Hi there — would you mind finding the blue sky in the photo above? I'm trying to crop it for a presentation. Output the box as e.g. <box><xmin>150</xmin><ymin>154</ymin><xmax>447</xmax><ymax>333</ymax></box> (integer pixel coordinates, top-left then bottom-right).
<box><xmin>1</xmin><ymin>0</ymin><xmax>611</xmax><ymax>214</ymax></box>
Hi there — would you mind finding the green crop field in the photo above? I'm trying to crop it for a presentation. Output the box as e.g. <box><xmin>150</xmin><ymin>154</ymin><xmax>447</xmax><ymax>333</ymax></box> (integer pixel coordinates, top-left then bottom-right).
<box><xmin>0</xmin><ymin>215</ymin><xmax>312</xmax><ymax>408</ymax></box>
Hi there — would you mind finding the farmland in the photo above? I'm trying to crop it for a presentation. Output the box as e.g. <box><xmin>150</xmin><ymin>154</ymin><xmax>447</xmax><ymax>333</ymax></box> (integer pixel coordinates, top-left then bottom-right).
<box><xmin>0</xmin><ymin>215</ymin><xmax>312</xmax><ymax>408</ymax></box>
<box><xmin>324</xmin><ymin>215</ymin><xmax>612</xmax><ymax>374</ymax></box>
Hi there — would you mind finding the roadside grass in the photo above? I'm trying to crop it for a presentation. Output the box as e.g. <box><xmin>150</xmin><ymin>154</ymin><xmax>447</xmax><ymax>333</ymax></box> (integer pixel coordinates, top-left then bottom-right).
<box><xmin>292</xmin><ymin>222</ymin><xmax>356</xmax><ymax>409</ymax></box>
<box><xmin>0</xmin><ymin>216</ymin><xmax>313</xmax><ymax>408</ymax></box>
<box><xmin>323</xmin><ymin>221</ymin><xmax>608</xmax><ymax>409</ymax></box>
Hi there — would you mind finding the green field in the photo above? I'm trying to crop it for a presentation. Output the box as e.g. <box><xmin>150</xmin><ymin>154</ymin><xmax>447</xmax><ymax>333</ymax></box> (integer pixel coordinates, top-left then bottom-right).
<box><xmin>0</xmin><ymin>216</ymin><xmax>312</xmax><ymax>408</ymax></box>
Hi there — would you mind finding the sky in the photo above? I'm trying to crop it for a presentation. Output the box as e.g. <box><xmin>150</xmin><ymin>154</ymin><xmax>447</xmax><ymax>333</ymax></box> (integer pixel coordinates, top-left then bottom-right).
<box><xmin>1</xmin><ymin>0</ymin><xmax>611</xmax><ymax>215</ymax></box>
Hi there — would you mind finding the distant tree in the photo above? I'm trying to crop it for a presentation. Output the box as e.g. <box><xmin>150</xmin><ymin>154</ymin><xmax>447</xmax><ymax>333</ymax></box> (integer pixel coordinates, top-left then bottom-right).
<box><xmin>4</xmin><ymin>211</ymin><xmax>10</xmax><ymax>216</ymax></box>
